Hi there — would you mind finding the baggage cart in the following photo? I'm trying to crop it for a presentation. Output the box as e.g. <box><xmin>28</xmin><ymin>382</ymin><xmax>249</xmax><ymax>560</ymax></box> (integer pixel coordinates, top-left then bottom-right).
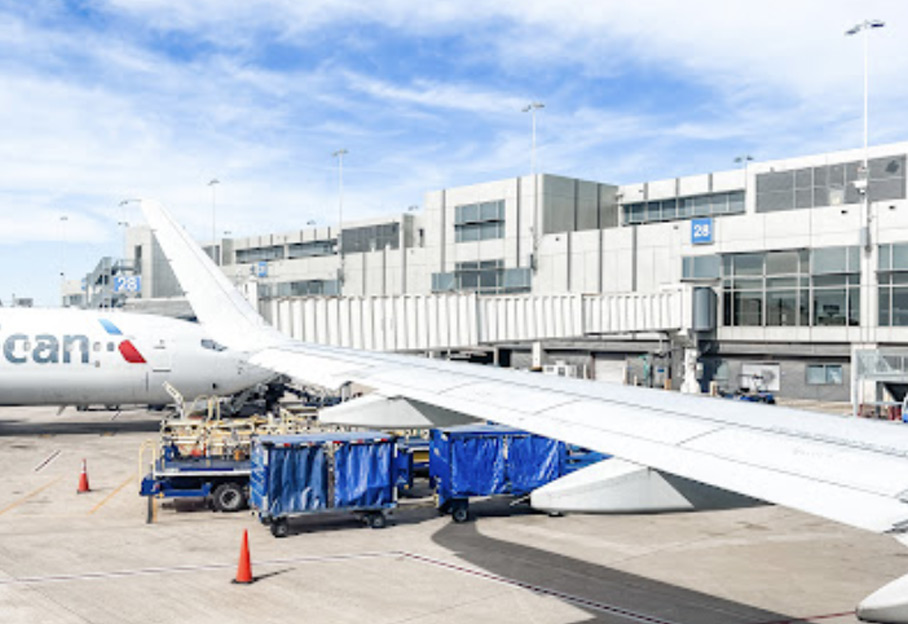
<box><xmin>250</xmin><ymin>432</ymin><xmax>400</xmax><ymax>537</ymax></box>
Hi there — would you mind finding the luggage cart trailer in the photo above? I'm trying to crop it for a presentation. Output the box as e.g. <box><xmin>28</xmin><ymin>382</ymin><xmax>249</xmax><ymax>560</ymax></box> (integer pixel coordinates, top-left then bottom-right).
<box><xmin>250</xmin><ymin>432</ymin><xmax>399</xmax><ymax>537</ymax></box>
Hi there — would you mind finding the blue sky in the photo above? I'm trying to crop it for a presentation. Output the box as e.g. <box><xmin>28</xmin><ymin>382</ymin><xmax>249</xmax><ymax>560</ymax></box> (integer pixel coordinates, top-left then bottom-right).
<box><xmin>0</xmin><ymin>0</ymin><xmax>906</xmax><ymax>305</ymax></box>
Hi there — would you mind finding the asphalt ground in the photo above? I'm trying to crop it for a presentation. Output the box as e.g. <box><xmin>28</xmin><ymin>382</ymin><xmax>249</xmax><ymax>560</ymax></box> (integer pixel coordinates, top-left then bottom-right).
<box><xmin>0</xmin><ymin>405</ymin><xmax>905</xmax><ymax>624</ymax></box>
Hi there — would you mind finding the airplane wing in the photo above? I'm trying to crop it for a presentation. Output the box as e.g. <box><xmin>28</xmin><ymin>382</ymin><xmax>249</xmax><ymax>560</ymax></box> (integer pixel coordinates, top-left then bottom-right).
<box><xmin>142</xmin><ymin>199</ymin><xmax>908</xmax><ymax>534</ymax></box>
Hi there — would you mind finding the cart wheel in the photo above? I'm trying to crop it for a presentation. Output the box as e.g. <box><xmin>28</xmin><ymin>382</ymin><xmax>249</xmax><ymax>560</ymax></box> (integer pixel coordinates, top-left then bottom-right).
<box><xmin>212</xmin><ymin>482</ymin><xmax>246</xmax><ymax>513</ymax></box>
<box><xmin>270</xmin><ymin>519</ymin><xmax>289</xmax><ymax>538</ymax></box>
<box><xmin>451</xmin><ymin>502</ymin><xmax>469</xmax><ymax>524</ymax></box>
<box><xmin>369</xmin><ymin>512</ymin><xmax>386</xmax><ymax>529</ymax></box>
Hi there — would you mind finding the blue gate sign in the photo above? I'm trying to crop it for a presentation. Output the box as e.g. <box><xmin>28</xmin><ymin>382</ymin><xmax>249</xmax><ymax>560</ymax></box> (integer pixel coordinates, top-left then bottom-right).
<box><xmin>257</xmin><ymin>261</ymin><xmax>268</xmax><ymax>278</ymax></box>
<box><xmin>691</xmin><ymin>218</ymin><xmax>713</xmax><ymax>245</ymax></box>
<box><xmin>114</xmin><ymin>275</ymin><xmax>142</xmax><ymax>293</ymax></box>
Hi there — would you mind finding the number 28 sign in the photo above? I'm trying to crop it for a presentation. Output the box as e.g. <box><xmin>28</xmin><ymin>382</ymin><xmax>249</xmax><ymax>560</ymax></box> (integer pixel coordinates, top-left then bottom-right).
<box><xmin>691</xmin><ymin>218</ymin><xmax>713</xmax><ymax>245</ymax></box>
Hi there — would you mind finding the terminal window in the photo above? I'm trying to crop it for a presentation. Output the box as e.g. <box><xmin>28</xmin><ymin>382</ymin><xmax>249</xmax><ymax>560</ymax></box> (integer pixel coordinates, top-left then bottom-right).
<box><xmin>454</xmin><ymin>200</ymin><xmax>505</xmax><ymax>242</ymax></box>
<box><xmin>623</xmin><ymin>190</ymin><xmax>744</xmax><ymax>226</ymax></box>
<box><xmin>721</xmin><ymin>246</ymin><xmax>859</xmax><ymax>328</ymax></box>
<box><xmin>806</xmin><ymin>364</ymin><xmax>844</xmax><ymax>385</ymax></box>
<box><xmin>877</xmin><ymin>242</ymin><xmax>908</xmax><ymax>326</ymax></box>
<box><xmin>756</xmin><ymin>155</ymin><xmax>906</xmax><ymax>213</ymax></box>
<box><xmin>341</xmin><ymin>223</ymin><xmax>400</xmax><ymax>254</ymax></box>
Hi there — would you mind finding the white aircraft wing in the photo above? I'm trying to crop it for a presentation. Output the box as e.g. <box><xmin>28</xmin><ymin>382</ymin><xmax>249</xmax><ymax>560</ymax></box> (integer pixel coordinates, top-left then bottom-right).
<box><xmin>143</xmin><ymin>199</ymin><xmax>908</xmax><ymax>534</ymax></box>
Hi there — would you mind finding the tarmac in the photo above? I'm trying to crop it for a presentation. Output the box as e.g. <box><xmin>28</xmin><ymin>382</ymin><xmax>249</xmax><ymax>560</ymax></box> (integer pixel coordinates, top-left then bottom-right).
<box><xmin>0</xmin><ymin>405</ymin><xmax>906</xmax><ymax>624</ymax></box>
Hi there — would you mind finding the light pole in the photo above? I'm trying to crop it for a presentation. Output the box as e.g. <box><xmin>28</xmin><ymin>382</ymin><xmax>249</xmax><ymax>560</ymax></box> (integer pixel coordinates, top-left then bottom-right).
<box><xmin>734</xmin><ymin>155</ymin><xmax>754</xmax><ymax>211</ymax></box>
<box><xmin>845</xmin><ymin>19</ymin><xmax>884</xmax><ymax>418</ymax></box>
<box><xmin>59</xmin><ymin>215</ymin><xmax>68</xmax><ymax>304</ymax></box>
<box><xmin>208</xmin><ymin>178</ymin><xmax>220</xmax><ymax>265</ymax></box>
<box><xmin>522</xmin><ymin>102</ymin><xmax>544</xmax><ymax>271</ymax></box>
<box><xmin>332</xmin><ymin>149</ymin><xmax>348</xmax><ymax>287</ymax></box>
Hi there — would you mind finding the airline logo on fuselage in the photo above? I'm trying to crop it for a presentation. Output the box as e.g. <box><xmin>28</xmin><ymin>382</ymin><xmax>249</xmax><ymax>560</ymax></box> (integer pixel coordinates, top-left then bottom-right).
<box><xmin>1</xmin><ymin>319</ymin><xmax>146</xmax><ymax>365</ymax></box>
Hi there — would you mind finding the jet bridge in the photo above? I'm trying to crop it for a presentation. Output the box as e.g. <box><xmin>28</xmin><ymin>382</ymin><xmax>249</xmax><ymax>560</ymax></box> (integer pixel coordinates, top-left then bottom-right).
<box><xmin>260</xmin><ymin>286</ymin><xmax>695</xmax><ymax>352</ymax></box>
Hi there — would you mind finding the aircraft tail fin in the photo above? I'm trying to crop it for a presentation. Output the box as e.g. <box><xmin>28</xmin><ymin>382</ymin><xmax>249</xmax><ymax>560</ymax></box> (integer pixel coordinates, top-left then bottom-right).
<box><xmin>140</xmin><ymin>199</ymin><xmax>284</xmax><ymax>352</ymax></box>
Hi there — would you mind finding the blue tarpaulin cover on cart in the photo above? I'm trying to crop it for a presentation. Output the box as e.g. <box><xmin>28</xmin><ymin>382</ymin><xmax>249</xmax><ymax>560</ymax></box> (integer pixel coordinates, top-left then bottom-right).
<box><xmin>251</xmin><ymin>432</ymin><xmax>396</xmax><ymax>520</ymax></box>
<box><xmin>334</xmin><ymin>441</ymin><xmax>394</xmax><ymax>508</ymax></box>
<box><xmin>431</xmin><ymin>425</ymin><xmax>566</xmax><ymax>507</ymax></box>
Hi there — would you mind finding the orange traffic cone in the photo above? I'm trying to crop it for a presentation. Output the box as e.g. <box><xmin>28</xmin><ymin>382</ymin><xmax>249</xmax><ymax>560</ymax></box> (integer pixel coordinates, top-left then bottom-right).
<box><xmin>233</xmin><ymin>529</ymin><xmax>253</xmax><ymax>584</ymax></box>
<box><xmin>77</xmin><ymin>458</ymin><xmax>90</xmax><ymax>494</ymax></box>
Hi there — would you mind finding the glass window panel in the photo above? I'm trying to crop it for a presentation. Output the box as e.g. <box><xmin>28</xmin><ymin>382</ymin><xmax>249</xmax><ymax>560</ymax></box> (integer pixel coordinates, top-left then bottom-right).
<box><xmin>733</xmin><ymin>253</ymin><xmax>763</xmax><ymax>275</ymax></box>
<box><xmin>869</xmin><ymin>177</ymin><xmax>907</xmax><ymax>202</ymax></box>
<box><xmin>812</xmin><ymin>166</ymin><xmax>828</xmax><ymax>187</ymax></box>
<box><xmin>459</xmin><ymin>272</ymin><xmax>478</xmax><ymax>289</ymax></box>
<box><xmin>893</xmin><ymin>244</ymin><xmax>908</xmax><ymax>270</ymax></box>
<box><xmin>480</xmin><ymin>201</ymin><xmax>497</xmax><ymax>221</ymax></box>
<box><xmin>845</xmin><ymin>161</ymin><xmax>862</xmax><ymax>183</ymax></box>
<box><xmin>647</xmin><ymin>202</ymin><xmax>661</xmax><ymax>222</ymax></box>
<box><xmin>767</xmin><ymin>290</ymin><xmax>798</xmax><ymax>326</ymax></box>
<box><xmin>678</xmin><ymin>198</ymin><xmax>692</xmax><ymax>218</ymax></box>
<box><xmin>879</xmin><ymin>288</ymin><xmax>891</xmax><ymax>326</ymax></box>
<box><xmin>682</xmin><ymin>257</ymin><xmax>693</xmax><ymax>279</ymax></box>
<box><xmin>799</xmin><ymin>288</ymin><xmax>810</xmax><ymax>325</ymax></box>
<box><xmin>661</xmin><ymin>199</ymin><xmax>677</xmax><ymax>220</ymax></box>
<box><xmin>767</xmin><ymin>277</ymin><xmax>798</xmax><ymax>289</ymax></box>
<box><xmin>756</xmin><ymin>190</ymin><xmax>795</xmax><ymax>213</ymax></box>
<box><xmin>848</xmin><ymin>286</ymin><xmax>860</xmax><ymax>326</ymax></box>
<box><xmin>461</xmin><ymin>204</ymin><xmax>479</xmax><ymax>223</ymax></box>
<box><xmin>826</xmin><ymin>365</ymin><xmax>844</xmax><ymax>385</ymax></box>
<box><xmin>728</xmin><ymin>191</ymin><xmax>745</xmax><ymax>213</ymax></box>
<box><xmin>733</xmin><ymin>291</ymin><xmax>763</xmax><ymax>326</ymax></box>
<box><xmin>847</xmin><ymin>246</ymin><xmax>859</xmax><ymax>272</ymax></box>
<box><xmin>828</xmin><ymin>164</ymin><xmax>845</xmax><ymax>187</ymax></box>
<box><xmin>870</xmin><ymin>155</ymin><xmax>905</xmax><ymax>179</ymax></box>
<box><xmin>879</xmin><ymin>244</ymin><xmax>892</xmax><ymax>270</ymax></box>
<box><xmin>765</xmin><ymin>250</ymin><xmax>799</xmax><ymax>275</ymax></box>
<box><xmin>503</xmin><ymin>267</ymin><xmax>531</xmax><ymax>289</ymax></box>
<box><xmin>795</xmin><ymin>168</ymin><xmax>813</xmax><ymax>189</ymax></box>
<box><xmin>722</xmin><ymin>255</ymin><xmax>733</xmax><ymax>276</ymax></box>
<box><xmin>806</xmin><ymin>365</ymin><xmax>826</xmax><ymax>385</ymax></box>
<box><xmin>813</xmin><ymin>275</ymin><xmax>847</xmax><ymax>288</ymax></box>
<box><xmin>733</xmin><ymin>277</ymin><xmax>763</xmax><ymax>290</ymax></box>
<box><xmin>723</xmin><ymin>291</ymin><xmax>733</xmax><ymax>326</ymax></box>
<box><xmin>893</xmin><ymin>287</ymin><xmax>908</xmax><ymax>326</ymax></box>
<box><xmin>812</xmin><ymin>247</ymin><xmax>847</xmax><ymax>274</ymax></box>
<box><xmin>756</xmin><ymin>171</ymin><xmax>794</xmax><ymax>193</ymax></box>
<box><xmin>795</xmin><ymin>189</ymin><xmax>813</xmax><ymax>208</ymax></box>
<box><xmin>893</xmin><ymin>273</ymin><xmax>908</xmax><ymax>286</ymax></box>
<box><xmin>693</xmin><ymin>196</ymin><xmax>711</xmax><ymax>216</ymax></box>
<box><xmin>479</xmin><ymin>270</ymin><xmax>499</xmax><ymax>288</ymax></box>
<box><xmin>814</xmin><ymin>289</ymin><xmax>847</xmax><ymax>326</ymax></box>
<box><xmin>812</xmin><ymin>186</ymin><xmax>829</xmax><ymax>207</ymax></box>
<box><xmin>709</xmin><ymin>194</ymin><xmax>727</xmax><ymax>214</ymax></box>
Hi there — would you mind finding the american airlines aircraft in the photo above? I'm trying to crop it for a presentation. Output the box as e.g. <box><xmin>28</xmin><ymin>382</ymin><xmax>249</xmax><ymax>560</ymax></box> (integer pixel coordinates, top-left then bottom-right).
<box><xmin>0</xmin><ymin>306</ymin><xmax>272</xmax><ymax>407</ymax></box>
<box><xmin>143</xmin><ymin>199</ymin><xmax>908</xmax><ymax>623</ymax></box>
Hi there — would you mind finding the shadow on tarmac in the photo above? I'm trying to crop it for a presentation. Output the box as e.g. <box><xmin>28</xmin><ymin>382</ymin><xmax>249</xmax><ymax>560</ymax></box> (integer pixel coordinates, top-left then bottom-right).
<box><xmin>429</xmin><ymin>501</ymin><xmax>797</xmax><ymax>624</ymax></box>
<box><xmin>0</xmin><ymin>416</ymin><xmax>160</xmax><ymax>437</ymax></box>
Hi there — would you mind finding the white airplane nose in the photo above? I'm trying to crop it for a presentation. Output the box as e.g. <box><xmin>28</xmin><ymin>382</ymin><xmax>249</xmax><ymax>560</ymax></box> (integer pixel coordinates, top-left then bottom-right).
<box><xmin>857</xmin><ymin>572</ymin><xmax>908</xmax><ymax>623</ymax></box>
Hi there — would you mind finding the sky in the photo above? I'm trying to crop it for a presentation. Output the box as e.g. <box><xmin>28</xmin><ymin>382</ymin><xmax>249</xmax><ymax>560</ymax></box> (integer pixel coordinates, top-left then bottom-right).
<box><xmin>0</xmin><ymin>0</ymin><xmax>906</xmax><ymax>306</ymax></box>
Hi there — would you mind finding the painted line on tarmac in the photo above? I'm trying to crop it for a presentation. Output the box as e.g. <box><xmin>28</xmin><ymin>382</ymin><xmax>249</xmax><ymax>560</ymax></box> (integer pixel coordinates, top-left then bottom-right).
<box><xmin>88</xmin><ymin>474</ymin><xmax>136</xmax><ymax>515</ymax></box>
<box><xmin>0</xmin><ymin>476</ymin><xmax>64</xmax><ymax>516</ymax></box>
<box><xmin>0</xmin><ymin>551</ymin><xmax>402</xmax><ymax>586</ymax></box>
<box><xmin>33</xmin><ymin>450</ymin><xmax>61</xmax><ymax>472</ymax></box>
<box><xmin>400</xmin><ymin>551</ymin><xmax>682</xmax><ymax>624</ymax></box>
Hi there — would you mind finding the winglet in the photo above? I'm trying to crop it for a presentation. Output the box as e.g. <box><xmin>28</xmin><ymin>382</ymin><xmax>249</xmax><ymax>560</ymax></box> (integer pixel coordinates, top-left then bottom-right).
<box><xmin>140</xmin><ymin>199</ymin><xmax>284</xmax><ymax>352</ymax></box>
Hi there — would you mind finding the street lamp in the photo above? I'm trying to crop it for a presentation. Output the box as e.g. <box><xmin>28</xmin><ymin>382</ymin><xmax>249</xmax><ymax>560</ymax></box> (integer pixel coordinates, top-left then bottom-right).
<box><xmin>522</xmin><ymin>102</ymin><xmax>544</xmax><ymax>271</ymax></box>
<box><xmin>208</xmin><ymin>178</ymin><xmax>220</xmax><ymax>265</ymax></box>
<box><xmin>846</xmin><ymin>19</ymin><xmax>884</xmax><ymax>418</ymax></box>
<box><xmin>735</xmin><ymin>155</ymin><xmax>754</xmax><ymax>210</ymax></box>
<box><xmin>332</xmin><ymin>149</ymin><xmax>348</xmax><ymax>287</ymax></box>
<box><xmin>59</xmin><ymin>215</ymin><xmax>68</xmax><ymax>288</ymax></box>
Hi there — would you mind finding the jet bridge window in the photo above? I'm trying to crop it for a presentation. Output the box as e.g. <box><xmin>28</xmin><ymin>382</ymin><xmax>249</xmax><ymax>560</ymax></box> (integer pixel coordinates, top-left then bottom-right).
<box><xmin>201</xmin><ymin>339</ymin><xmax>227</xmax><ymax>352</ymax></box>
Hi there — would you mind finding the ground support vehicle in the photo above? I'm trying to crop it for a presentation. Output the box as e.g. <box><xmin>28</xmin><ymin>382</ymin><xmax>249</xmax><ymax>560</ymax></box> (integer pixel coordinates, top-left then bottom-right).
<box><xmin>250</xmin><ymin>432</ymin><xmax>400</xmax><ymax>537</ymax></box>
<box><xmin>429</xmin><ymin>425</ymin><xmax>567</xmax><ymax>522</ymax></box>
<box><xmin>139</xmin><ymin>457</ymin><xmax>251</xmax><ymax>517</ymax></box>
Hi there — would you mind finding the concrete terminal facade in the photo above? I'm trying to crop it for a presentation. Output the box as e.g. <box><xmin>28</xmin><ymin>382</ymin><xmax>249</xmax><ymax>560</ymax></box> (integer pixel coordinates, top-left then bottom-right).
<box><xmin>74</xmin><ymin>141</ymin><xmax>908</xmax><ymax>406</ymax></box>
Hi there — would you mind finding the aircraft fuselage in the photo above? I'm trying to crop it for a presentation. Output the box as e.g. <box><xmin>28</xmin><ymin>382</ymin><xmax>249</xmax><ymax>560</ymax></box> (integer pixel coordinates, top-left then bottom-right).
<box><xmin>0</xmin><ymin>307</ymin><xmax>270</xmax><ymax>406</ymax></box>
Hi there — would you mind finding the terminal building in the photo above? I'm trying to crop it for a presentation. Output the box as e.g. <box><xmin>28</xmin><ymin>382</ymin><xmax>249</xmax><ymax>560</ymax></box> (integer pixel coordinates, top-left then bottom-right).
<box><xmin>70</xmin><ymin>141</ymin><xmax>908</xmax><ymax>409</ymax></box>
